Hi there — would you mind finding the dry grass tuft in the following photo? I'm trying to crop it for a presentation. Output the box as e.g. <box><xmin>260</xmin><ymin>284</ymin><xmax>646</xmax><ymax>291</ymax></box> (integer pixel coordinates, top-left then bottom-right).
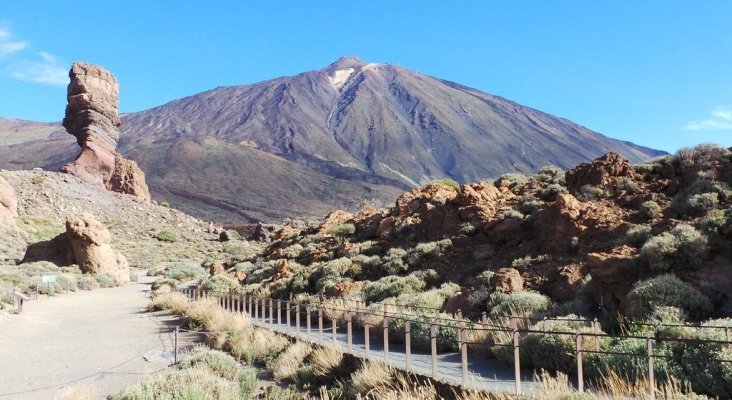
<box><xmin>367</xmin><ymin>372</ymin><xmax>437</xmax><ymax>400</ymax></box>
<box><xmin>184</xmin><ymin>298</ymin><xmax>249</xmax><ymax>349</ymax></box>
<box><xmin>54</xmin><ymin>384</ymin><xmax>97</xmax><ymax>400</ymax></box>
<box><xmin>227</xmin><ymin>326</ymin><xmax>289</xmax><ymax>365</ymax></box>
<box><xmin>310</xmin><ymin>346</ymin><xmax>344</xmax><ymax>379</ymax></box>
<box><xmin>147</xmin><ymin>291</ymin><xmax>189</xmax><ymax>315</ymax></box>
<box><xmin>272</xmin><ymin>341</ymin><xmax>312</xmax><ymax>382</ymax></box>
<box><xmin>349</xmin><ymin>360</ymin><xmax>394</xmax><ymax>396</ymax></box>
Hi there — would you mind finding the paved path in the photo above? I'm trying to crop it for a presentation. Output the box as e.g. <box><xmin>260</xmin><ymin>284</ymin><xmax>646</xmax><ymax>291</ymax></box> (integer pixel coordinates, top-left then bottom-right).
<box><xmin>0</xmin><ymin>273</ymin><xmax>195</xmax><ymax>400</ymax></box>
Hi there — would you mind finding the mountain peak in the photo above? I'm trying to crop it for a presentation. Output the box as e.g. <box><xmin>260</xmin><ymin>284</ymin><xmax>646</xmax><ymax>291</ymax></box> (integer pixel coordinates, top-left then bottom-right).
<box><xmin>327</xmin><ymin>56</ymin><xmax>366</xmax><ymax>70</ymax></box>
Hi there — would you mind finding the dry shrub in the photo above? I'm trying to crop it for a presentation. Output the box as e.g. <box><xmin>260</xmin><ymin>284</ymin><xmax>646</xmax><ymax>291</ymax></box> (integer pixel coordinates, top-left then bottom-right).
<box><xmin>147</xmin><ymin>291</ymin><xmax>189</xmax><ymax>315</ymax></box>
<box><xmin>272</xmin><ymin>341</ymin><xmax>312</xmax><ymax>382</ymax></box>
<box><xmin>227</xmin><ymin>326</ymin><xmax>288</xmax><ymax>365</ymax></box>
<box><xmin>54</xmin><ymin>384</ymin><xmax>97</xmax><ymax>400</ymax></box>
<box><xmin>311</xmin><ymin>346</ymin><xmax>344</xmax><ymax>380</ymax></box>
<box><xmin>185</xmin><ymin>299</ymin><xmax>249</xmax><ymax>349</ymax></box>
<box><xmin>349</xmin><ymin>360</ymin><xmax>394</xmax><ymax>396</ymax></box>
<box><xmin>366</xmin><ymin>372</ymin><xmax>437</xmax><ymax>400</ymax></box>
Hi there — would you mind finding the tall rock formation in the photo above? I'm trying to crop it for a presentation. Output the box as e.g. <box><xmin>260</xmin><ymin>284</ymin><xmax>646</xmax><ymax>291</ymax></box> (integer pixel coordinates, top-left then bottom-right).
<box><xmin>60</xmin><ymin>62</ymin><xmax>150</xmax><ymax>201</ymax></box>
<box><xmin>0</xmin><ymin>175</ymin><xmax>27</xmax><ymax>261</ymax></box>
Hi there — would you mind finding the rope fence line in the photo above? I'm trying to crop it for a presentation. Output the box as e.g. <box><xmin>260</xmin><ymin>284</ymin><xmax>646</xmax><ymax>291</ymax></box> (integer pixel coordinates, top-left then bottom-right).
<box><xmin>174</xmin><ymin>287</ymin><xmax>732</xmax><ymax>397</ymax></box>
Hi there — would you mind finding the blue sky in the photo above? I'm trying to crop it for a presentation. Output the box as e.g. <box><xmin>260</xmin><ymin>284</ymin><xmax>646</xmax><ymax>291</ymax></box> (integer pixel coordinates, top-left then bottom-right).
<box><xmin>0</xmin><ymin>1</ymin><xmax>730</xmax><ymax>153</ymax></box>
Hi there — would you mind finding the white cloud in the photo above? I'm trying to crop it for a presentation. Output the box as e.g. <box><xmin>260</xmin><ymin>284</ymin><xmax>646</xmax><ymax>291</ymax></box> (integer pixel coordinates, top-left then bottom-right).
<box><xmin>9</xmin><ymin>51</ymin><xmax>67</xmax><ymax>86</ymax></box>
<box><xmin>685</xmin><ymin>106</ymin><xmax>732</xmax><ymax>131</ymax></box>
<box><xmin>0</xmin><ymin>28</ymin><xmax>28</xmax><ymax>58</ymax></box>
<box><xmin>0</xmin><ymin>27</ymin><xmax>67</xmax><ymax>86</ymax></box>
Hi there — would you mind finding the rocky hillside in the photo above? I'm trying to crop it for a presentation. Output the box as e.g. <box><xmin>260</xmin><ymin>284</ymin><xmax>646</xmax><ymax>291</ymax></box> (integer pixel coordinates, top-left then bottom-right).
<box><xmin>212</xmin><ymin>144</ymin><xmax>732</xmax><ymax>321</ymax></box>
<box><xmin>0</xmin><ymin>57</ymin><xmax>663</xmax><ymax>222</ymax></box>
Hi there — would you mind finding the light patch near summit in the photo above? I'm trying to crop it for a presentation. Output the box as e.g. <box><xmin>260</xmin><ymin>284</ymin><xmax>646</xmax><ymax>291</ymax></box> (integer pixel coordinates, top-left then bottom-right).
<box><xmin>328</xmin><ymin>68</ymin><xmax>354</xmax><ymax>89</ymax></box>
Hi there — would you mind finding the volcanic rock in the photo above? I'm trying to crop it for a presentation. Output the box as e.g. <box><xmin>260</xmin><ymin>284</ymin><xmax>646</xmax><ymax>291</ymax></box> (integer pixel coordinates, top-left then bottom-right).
<box><xmin>107</xmin><ymin>155</ymin><xmax>151</xmax><ymax>202</ymax></box>
<box><xmin>566</xmin><ymin>152</ymin><xmax>637</xmax><ymax>192</ymax></box>
<box><xmin>65</xmin><ymin>213</ymin><xmax>129</xmax><ymax>284</ymax></box>
<box><xmin>60</xmin><ymin>62</ymin><xmax>121</xmax><ymax>188</ymax></box>
<box><xmin>586</xmin><ymin>245</ymin><xmax>640</xmax><ymax>310</ymax></box>
<box><xmin>490</xmin><ymin>268</ymin><xmax>524</xmax><ymax>293</ymax></box>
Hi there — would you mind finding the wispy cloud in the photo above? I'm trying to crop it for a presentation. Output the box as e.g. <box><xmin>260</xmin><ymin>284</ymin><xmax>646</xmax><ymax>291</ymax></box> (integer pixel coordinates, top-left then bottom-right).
<box><xmin>0</xmin><ymin>28</ymin><xmax>28</xmax><ymax>58</ymax></box>
<box><xmin>8</xmin><ymin>51</ymin><xmax>67</xmax><ymax>86</ymax></box>
<box><xmin>0</xmin><ymin>27</ymin><xmax>67</xmax><ymax>86</ymax></box>
<box><xmin>685</xmin><ymin>106</ymin><xmax>732</xmax><ymax>131</ymax></box>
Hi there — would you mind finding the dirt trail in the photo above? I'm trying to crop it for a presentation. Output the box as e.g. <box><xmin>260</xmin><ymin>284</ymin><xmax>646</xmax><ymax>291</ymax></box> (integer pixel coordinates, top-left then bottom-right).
<box><xmin>0</xmin><ymin>272</ymin><xmax>193</xmax><ymax>400</ymax></box>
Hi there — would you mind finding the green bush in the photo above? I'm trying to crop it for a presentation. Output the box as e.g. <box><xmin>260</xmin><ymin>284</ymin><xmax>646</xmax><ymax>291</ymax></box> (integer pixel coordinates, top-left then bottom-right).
<box><xmin>488</xmin><ymin>291</ymin><xmax>550</xmax><ymax>318</ymax></box>
<box><xmin>700</xmin><ymin>209</ymin><xmax>728</xmax><ymax>233</ymax></box>
<box><xmin>326</xmin><ymin>223</ymin><xmax>356</xmax><ymax>243</ymax></box>
<box><xmin>519</xmin><ymin>195</ymin><xmax>544</xmax><ymax>214</ymax></box>
<box><xmin>405</xmin><ymin>239</ymin><xmax>451</xmax><ymax>266</ymax></box>
<box><xmin>202</xmin><ymin>275</ymin><xmax>242</xmax><ymax>294</ymax></box>
<box><xmin>626</xmin><ymin>274</ymin><xmax>712</xmax><ymax>320</ymax></box>
<box><xmin>95</xmin><ymin>273</ymin><xmax>117</xmax><ymax>288</ymax></box>
<box><xmin>625</xmin><ymin>224</ymin><xmax>652</xmax><ymax>247</ymax></box>
<box><xmin>535</xmin><ymin>166</ymin><xmax>565</xmax><ymax>185</ymax></box>
<box><xmin>495</xmin><ymin>173</ymin><xmax>528</xmax><ymax>193</ymax></box>
<box><xmin>520</xmin><ymin>316</ymin><xmax>602</xmax><ymax>373</ymax></box>
<box><xmin>678</xmin><ymin>319</ymin><xmax>732</xmax><ymax>397</ymax></box>
<box><xmin>222</xmin><ymin>241</ymin><xmax>250</xmax><ymax>256</ymax></box>
<box><xmin>154</xmin><ymin>230</ymin><xmax>178</xmax><ymax>243</ymax></box>
<box><xmin>687</xmin><ymin>192</ymin><xmax>719</xmax><ymax>214</ymax></box>
<box><xmin>575</xmin><ymin>185</ymin><xmax>606</xmax><ymax>202</ymax></box>
<box><xmin>110</xmin><ymin>349</ymin><xmax>257</xmax><ymax>400</ymax></box>
<box><xmin>501</xmin><ymin>210</ymin><xmax>524</xmax><ymax>220</ymax></box>
<box><xmin>639</xmin><ymin>201</ymin><xmax>661</xmax><ymax>220</ymax></box>
<box><xmin>540</xmin><ymin>183</ymin><xmax>568</xmax><ymax>201</ymax></box>
<box><xmin>388</xmin><ymin>313</ymin><xmax>459</xmax><ymax>352</ymax></box>
<box><xmin>362</xmin><ymin>274</ymin><xmax>426</xmax><ymax>303</ymax></box>
<box><xmin>640</xmin><ymin>224</ymin><xmax>707</xmax><ymax>271</ymax></box>
<box><xmin>435</xmin><ymin>178</ymin><xmax>460</xmax><ymax>190</ymax></box>
<box><xmin>164</xmin><ymin>264</ymin><xmax>206</xmax><ymax>281</ymax></box>
<box><xmin>281</xmin><ymin>244</ymin><xmax>304</xmax><ymax>259</ymax></box>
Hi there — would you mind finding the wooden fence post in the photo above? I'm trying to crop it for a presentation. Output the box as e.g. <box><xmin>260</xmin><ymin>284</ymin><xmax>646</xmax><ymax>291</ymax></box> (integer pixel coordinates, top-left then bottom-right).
<box><xmin>513</xmin><ymin>328</ymin><xmax>521</xmax><ymax>395</ymax></box>
<box><xmin>365</xmin><ymin>322</ymin><xmax>370</xmax><ymax>355</ymax></box>
<box><xmin>460</xmin><ymin>320</ymin><xmax>468</xmax><ymax>387</ymax></box>
<box><xmin>383</xmin><ymin>315</ymin><xmax>389</xmax><ymax>362</ymax></box>
<box><xmin>576</xmin><ymin>331</ymin><xmax>583</xmax><ymax>393</ymax></box>
<box><xmin>277</xmin><ymin>299</ymin><xmax>282</xmax><ymax>325</ymax></box>
<box><xmin>254</xmin><ymin>298</ymin><xmax>259</xmax><ymax>319</ymax></box>
<box><xmin>405</xmin><ymin>320</ymin><xmax>412</xmax><ymax>370</ymax></box>
<box><xmin>318</xmin><ymin>307</ymin><xmax>324</xmax><ymax>340</ymax></box>
<box><xmin>431</xmin><ymin>324</ymin><xmax>438</xmax><ymax>378</ymax></box>
<box><xmin>295</xmin><ymin>303</ymin><xmax>301</xmax><ymax>337</ymax></box>
<box><xmin>648</xmin><ymin>337</ymin><xmax>655</xmax><ymax>400</ymax></box>
<box><xmin>332</xmin><ymin>310</ymin><xmax>337</xmax><ymax>343</ymax></box>
<box><xmin>593</xmin><ymin>318</ymin><xmax>601</xmax><ymax>351</ymax></box>
<box><xmin>269</xmin><ymin>298</ymin><xmax>274</xmax><ymax>325</ymax></box>
<box><xmin>347</xmin><ymin>312</ymin><xmax>353</xmax><ymax>351</ymax></box>
<box><xmin>286</xmin><ymin>301</ymin><xmax>291</xmax><ymax>330</ymax></box>
<box><xmin>306</xmin><ymin>306</ymin><xmax>312</xmax><ymax>336</ymax></box>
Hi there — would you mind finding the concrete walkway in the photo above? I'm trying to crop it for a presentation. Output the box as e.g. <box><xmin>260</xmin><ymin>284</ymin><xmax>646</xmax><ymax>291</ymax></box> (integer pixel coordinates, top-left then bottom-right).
<box><xmin>0</xmin><ymin>272</ymin><xmax>195</xmax><ymax>400</ymax></box>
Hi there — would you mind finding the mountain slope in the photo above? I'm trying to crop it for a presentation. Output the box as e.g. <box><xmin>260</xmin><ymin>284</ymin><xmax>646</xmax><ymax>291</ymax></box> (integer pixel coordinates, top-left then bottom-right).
<box><xmin>0</xmin><ymin>57</ymin><xmax>664</xmax><ymax>222</ymax></box>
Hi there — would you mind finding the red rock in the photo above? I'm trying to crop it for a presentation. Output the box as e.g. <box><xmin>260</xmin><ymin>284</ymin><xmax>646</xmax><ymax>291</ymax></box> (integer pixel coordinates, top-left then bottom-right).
<box><xmin>566</xmin><ymin>152</ymin><xmax>637</xmax><ymax>192</ymax></box>
<box><xmin>490</xmin><ymin>267</ymin><xmax>524</xmax><ymax>293</ymax></box>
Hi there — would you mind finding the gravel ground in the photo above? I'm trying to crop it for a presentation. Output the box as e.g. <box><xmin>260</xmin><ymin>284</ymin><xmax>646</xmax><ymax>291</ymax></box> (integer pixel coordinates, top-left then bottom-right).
<box><xmin>0</xmin><ymin>272</ymin><xmax>198</xmax><ymax>400</ymax></box>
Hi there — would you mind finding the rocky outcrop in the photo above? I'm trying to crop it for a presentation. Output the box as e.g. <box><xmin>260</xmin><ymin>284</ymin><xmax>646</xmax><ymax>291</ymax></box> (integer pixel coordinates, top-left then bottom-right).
<box><xmin>490</xmin><ymin>268</ymin><xmax>524</xmax><ymax>293</ymax></box>
<box><xmin>0</xmin><ymin>175</ymin><xmax>25</xmax><ymax>261</ymax></box>
<box><xmin>566</xmin><ymin>152</ymin><xmax>637</xmax><ymax>192</ymax></box>
<box><xmin>534</xmin><ymin>193</ymin><xmax>585</xmax><ymax>254</ymax></box>
<box><xmin>586</xmin><ymin>245</ymin><xmax>641</xmax><ymax>311</ymax></box>
<box><xmin>317</xmin><ymin>210</ymin><xmax>354</xmax><ymax>235</ymax></box>
<box><xmin>0</xmin><ymin>176</ymin><xmax>18</xmax><ymax>228</ymax></box>
<box><xmin>65</xmin><ymin>213</ymin><xmax>129</xmax><ymax>285</ymax></box>
<box><xmin>61</xmin><ymin>62</ymin><xmax>120</xmax><ymax>188</ymax></box>
<box><xmin>107</xmin><ymin>155</ymin><xmax>151</xmax><ymax>202</ymax></box>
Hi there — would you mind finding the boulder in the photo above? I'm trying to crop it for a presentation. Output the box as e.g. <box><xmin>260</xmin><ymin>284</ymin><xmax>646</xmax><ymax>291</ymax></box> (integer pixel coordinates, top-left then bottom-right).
<box><xmin>65</xmin><ymin>213</ymin><xmax>129</xmax><ymax>284</ymax></box>
<box><xmin>272</xmin><ymin>225</ymin><xmax>301</xmax><ymax>241</ymax></box>
<box><xmin>490</xmin><ymin>268</ymin><xmax>524</xmax><ymax>293</ymax></box>
<box><xmin>106</xmin><ymin>155</ymin><xmax>151</xmax><ymax>202</ymax></box>
<box><xmin>60</xmin><ymin>62</ymin><xmax>121</xmax><ymax>188</ymax></box>
<box><xmin>317</xmin><ymin>210</ymin><xmax>354</xmax><ymax>235</ymax></box>
<box><xmin>566</xmin><ymin>152</ymin><xmax>637</xmax><ymax>192</ymax></box>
